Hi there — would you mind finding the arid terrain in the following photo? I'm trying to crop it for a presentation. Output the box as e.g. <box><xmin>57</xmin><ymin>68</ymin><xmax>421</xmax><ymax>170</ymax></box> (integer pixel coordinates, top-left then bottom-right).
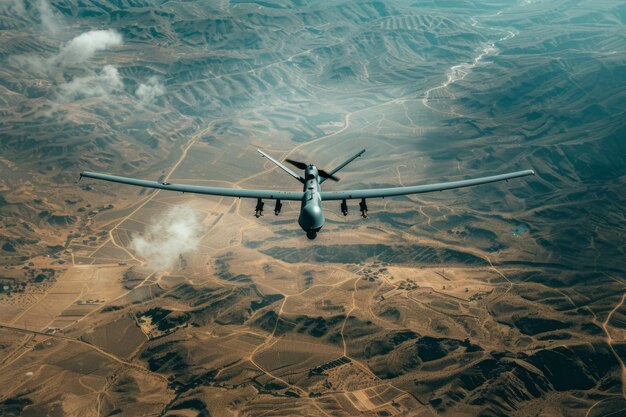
<box><xmin>1</xmin><ymin>0</ymin><xmax>625</xmax><ymax>416</ymax></box>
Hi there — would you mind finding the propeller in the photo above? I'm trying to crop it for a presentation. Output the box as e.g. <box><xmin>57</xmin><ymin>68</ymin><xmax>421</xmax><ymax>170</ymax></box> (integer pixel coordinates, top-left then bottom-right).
<box><xmin>285</xmin><ymin>158</ymin><xmax>308</xmax><ymax>170</ymax></box>
<box><xmin>318</xmin><ymin>169</ymin><xmax>339</xmax><ymax>182</ymax></box>
<box><xmin>285</xmin><ymin>159</ymin><xmax>340</xmax><ymax>182</ymax></box>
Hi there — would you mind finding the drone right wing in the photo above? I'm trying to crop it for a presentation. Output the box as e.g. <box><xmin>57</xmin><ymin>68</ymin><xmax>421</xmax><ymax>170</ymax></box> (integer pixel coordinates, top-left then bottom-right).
<box><xmin>320</xmin><ymin>169</ymin><xmax>535</xmax><ymax>200</ymax></box>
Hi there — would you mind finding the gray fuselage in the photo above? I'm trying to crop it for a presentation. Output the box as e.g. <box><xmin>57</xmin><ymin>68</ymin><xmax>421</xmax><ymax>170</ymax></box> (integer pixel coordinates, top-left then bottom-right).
<box><xmin>298</xmin><ymin>165</ymin><xmax>324</xmax><ymax>239</ymax></box>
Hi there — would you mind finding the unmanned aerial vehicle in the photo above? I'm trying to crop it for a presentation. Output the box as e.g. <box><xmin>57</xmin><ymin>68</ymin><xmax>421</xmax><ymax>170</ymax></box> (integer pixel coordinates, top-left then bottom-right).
<box><xmin>80</xmin><ymin>149</ymin><xmax>534</xmax><ymax>239</ymax></box>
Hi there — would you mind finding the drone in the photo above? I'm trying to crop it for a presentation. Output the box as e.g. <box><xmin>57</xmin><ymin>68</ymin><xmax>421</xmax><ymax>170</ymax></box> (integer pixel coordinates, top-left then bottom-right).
<box><xmin>80</xmin><ymin>148</ymin><xmax>534</xmax><ymax>239</ymax></box>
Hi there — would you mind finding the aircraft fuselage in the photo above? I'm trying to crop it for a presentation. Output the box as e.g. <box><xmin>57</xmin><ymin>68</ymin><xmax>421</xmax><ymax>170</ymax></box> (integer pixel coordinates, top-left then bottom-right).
<box><xmin>298</xmin><ymin>165</ymin><xmax>324</xmax><ymax>239</ymax></box>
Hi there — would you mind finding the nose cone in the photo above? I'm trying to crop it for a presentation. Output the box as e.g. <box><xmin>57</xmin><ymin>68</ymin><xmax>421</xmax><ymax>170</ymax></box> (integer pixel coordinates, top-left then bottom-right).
<box><xmin>298</xmin><ymin>203</ymin><xmax>324</xmax><ymax>231</ymax></box>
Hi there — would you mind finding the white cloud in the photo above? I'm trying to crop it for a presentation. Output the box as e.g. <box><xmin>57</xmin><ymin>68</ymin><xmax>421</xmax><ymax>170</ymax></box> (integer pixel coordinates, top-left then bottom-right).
<box><xmin>57</xmin><ymin>65</ymin><xmax>123</xmax><ymax>101</ymax></box>
<box><xmin>131</xmin><ymin>205</ymin><xmax>205</xmax><ymax>271</ymax></box>
<box><xmin>136</xmin><ymin>76</ymin><xmax>166</xmax><ymax>104</ymax></box>
<box><xmin>11</xmin><ymin>29</ymin><xmax>123</xmax><ymax>76</ymax></box>
<box><xmin>38</xmin><ymin>0</ymin><xmax>61</xmax><ymax>36</ymax></box>
<box><xmin>55</xmin><ymin>29</ymin><xmax>122</xmax><ymax>66</ymax></box>
<box><xmin>9</xmin><ymin>28</ymin><xmax>124</xmax><ymax>103</ymax></box>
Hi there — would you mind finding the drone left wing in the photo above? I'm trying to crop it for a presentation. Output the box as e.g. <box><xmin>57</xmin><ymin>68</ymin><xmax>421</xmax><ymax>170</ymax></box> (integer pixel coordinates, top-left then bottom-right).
<box><xmin>80</xmin><ymin>172</ymin><xmax>304</xmax><ymax>201</ymax></box>
<box><xmin>320</xmin><ymin>169</ymin><xmax>534</xmax><ymax>200</ymax></box>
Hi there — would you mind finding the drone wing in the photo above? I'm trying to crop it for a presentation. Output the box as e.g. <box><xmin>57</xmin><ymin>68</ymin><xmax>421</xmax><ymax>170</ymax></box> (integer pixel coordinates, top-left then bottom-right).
<box><xmin>320</xmin><ymin>169</ymin><xmax>534</xmax><ymax>200</ymax></box>
<box><xmin>80</xmin><ymin>172</ymin><xmax>304</xmax><ymax>201</ymax></box>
